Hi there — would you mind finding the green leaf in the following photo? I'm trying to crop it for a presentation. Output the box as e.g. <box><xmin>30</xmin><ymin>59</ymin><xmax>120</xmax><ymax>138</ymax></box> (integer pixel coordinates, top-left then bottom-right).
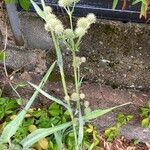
<box><xmin>19</xmin><ymin>0</ymin><xmax>30</xmax><ymax>11</ymax></box>
<box><xmin>21</xmin><ymin>122</ymin><xmax>72</xmax><ymax>149</ymax></box>
<box><xmin>28</xmin><ymin>82</ymin><xmax>70</xmax><ymax>110</ymax></box>
<box><xmin>4</xmin><ymin>0</ymin><xmax>16</xmax><ymax>4</ymax></box>
<box><xmin>84</xmin><ymin>102</ymin><xmax>131</xmax><ymax>121</ymax></box>
<box><xmin>0</xmin><ymin>62</ymin><xmax>56</xmax><ymax>144</ymax></box>
<box><xmin>0</xmin><ymin>52</ymin><xmax>5</xmax><ymax>61</ymax></box>
<box><xmin>30</xmin><ymin>0</ymin><xmax>45</xmax><ymax>20</ymax></box>
<box><xmin>141</xmin><ymin>117</ymin><xmax>149</xmax><ymax>128</ymax></box>
<box><xmin>112</xmin><ymin>0</ymin><xmax>118</xmax><ymax>10</ymax></box>
<box><xmin>132</xmin><ymin>0</ymin><xmax>142</xmax><ymax>5</ymax></box>
<box><xmin>78</xmin><ymin>111</ymin><xmax>84</xmax><ymax>148</ymax></box>
<box><xmin>49</xmin><ymin>102</ymin><xmax>61</xmax><ymax>117</ymax></box>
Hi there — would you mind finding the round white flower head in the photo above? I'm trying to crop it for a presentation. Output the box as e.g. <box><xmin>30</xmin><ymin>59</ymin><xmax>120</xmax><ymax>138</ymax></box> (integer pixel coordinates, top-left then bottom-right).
<box><xmin>80</xmin><ymin>93</ymin><xmax>85</xmax><ymax>99</ymax></box>
<box><xmin>84</xmin><ymin>101</ymin><xmax>90</xmax><ymax>108</ymax></box>
<box><xmin>75</xmin><ymin>27</ymin><xmax>86</xmax><ymax>37</ymax></box>
<box><xmin>46</xmin><ymin>18</ymin><xmax>62</xmax><ymax>31</ymax></box>
<box><xmin>77</xmin><ymin>17</ymin><xmax>90</xmax><ymax>29</ymax></box>
<box><xmin>71</xmin><ymin>92</ymin><xmax>79</xmax><ymax>101</ymax></box>
<box><xmin>55</xmin><ymin>24</ymin><xmax>64</xmax><ymax>35</ymax></box>
<box><xmin>64</xmin><ymin>28</ymin><xmax>75</xmax><ymax>39</ymax></box>
<box><xmin>87</xmin><ymin>13</ymin><xmax>96</xmax><ymax>24</ymax></box>
<box><xmin>44</xmin><ymin>6</ymin><xmax>52</xmax><ymax>14</ymax></box>
<box><xmin>64</xmin><ymin>95</ymin><xmax>70</xmax><ymax>101</ymax></box>
<box><xmin>81</xmin><ymin>57</ymin><xmax>86</xmax><ymax>63</ymax></box>
<box><xmin>45</xmin><ymin>14</ymin><xmax>56</xmax><ymax>22</ymax></box>
<box><xmin>58</xmin><ymin>0</ymin><xmax>72</xmax><ymax>7</ymax></box>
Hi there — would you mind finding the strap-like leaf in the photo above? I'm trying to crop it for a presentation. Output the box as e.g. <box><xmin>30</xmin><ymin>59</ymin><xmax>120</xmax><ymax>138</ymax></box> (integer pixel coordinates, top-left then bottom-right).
<box><xmin>84</xmin><ymin>102</ymin><xmax>131</xmax><ymax>121</ymax></box>
<box><xmin>112</xmin><ymin>0</ymin><xmax>118</xmax><ymax>9</ymax></box>
<box><xmin>28</xmin><ymin>82</ymin><xmax>70</xmax><ymax>110</ymax></box>
<box><xmin>0</xmin><ymin>62</ymin><xmax>56</xmax><ymax>144</ymax></box>
<box><xmin>21</xmin><ymin>122</ymin><xmax>72</xmax><ymax>149</ymax></box>
<box><xmin>30</xmin><ymin>0</ymin><xmax>45</xmax><ymax>20</ymax></box>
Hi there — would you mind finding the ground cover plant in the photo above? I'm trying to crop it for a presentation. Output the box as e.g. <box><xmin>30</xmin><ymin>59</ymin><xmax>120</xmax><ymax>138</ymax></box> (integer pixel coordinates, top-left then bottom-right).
<box><xmin>0</xmin><ymin>0</ymin><xmax>131</xmax><ymax>149</ymax></box>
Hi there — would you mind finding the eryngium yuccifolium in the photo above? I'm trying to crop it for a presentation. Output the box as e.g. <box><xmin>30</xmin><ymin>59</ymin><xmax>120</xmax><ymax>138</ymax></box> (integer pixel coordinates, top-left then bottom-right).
<box><xmin>45</xmin><ymin>14</ymin><xmax>56</xmax><ymax>22</ymax></box>
<box><xmin>87</xmin><ymin>13</ymin><xmax>96</xmax><ymax>24</ymax></box>
<box><xmin>45</xmin><ymin>18</ymin><xmax>62</xmax><ymax>31</ymax></box>
<box><xmin>54</xmin><ymin>24</ymin><xmax>64</xmax><ymax>35</ymax></box>
<box><xmin>64</xmin><ymin>29</ymin><xmax>75</xmax><ymax>39</ymax></box>
<box><xmin>44</xmin><ymin>6</ymin><xmax>52</xmax><ymax>14</ymax></box>
<box><xmin>58</xmin><ymin>0</ymin><xmax>80</xmax><ymax>7</ymax></box>
<box><xmin>75</xmin><ymin>27</ymin><xmax>86</xmax><ymax>37</ymax></box>
<box><xmin>71</xmin><ymin>92</ymin><xmax>79</xmax><ymax>101</ymax></box>
<box><xmin>58</xmin><ymin>0</ymin><xmax>72</xmax><ymax>7</ymax></box>
<box><xmin>77</xmin><ymin>17</ymin><xmax>90</xmax><ymax>29</ymax></box>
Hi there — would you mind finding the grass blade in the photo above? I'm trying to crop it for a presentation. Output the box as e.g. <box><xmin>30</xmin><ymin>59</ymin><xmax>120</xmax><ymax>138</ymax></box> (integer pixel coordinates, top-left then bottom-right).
<box><xmin>84</xmin><ymin>102</ymin><xmax>131</xmax><ymax>121</ymax></box>
<box><xmin>30</xmin><ymin>0</ymin><xmax>45</xmax><ymax>20</ymax></box>
<box><xmin>112</xmin><ymin>0</ymin><xmax>118</xmax><ymax>9</ymax></box>
<box><xmin>21</xmin><ymin>122</ymin><xmax>72</xmax><ymax>149</ymax></box>
<box><xmin>28</xmin><ymin>82</ymin><xmax>70</xmax><ymax>110</ymax></box>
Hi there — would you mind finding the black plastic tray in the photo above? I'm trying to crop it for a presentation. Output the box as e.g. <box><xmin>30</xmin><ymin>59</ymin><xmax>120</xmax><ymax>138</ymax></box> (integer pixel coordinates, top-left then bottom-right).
<box><xmin>29</xmin><ymin>0</ymin><xmax>149</xmax><ymax>23</ymax></box>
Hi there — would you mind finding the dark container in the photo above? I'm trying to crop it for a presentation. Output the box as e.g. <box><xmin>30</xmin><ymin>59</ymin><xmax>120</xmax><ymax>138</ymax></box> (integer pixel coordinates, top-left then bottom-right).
<box><xmin>30</xmin><ymin>0</ymin><xmax>149</xmax><ymax>23</ymax></box>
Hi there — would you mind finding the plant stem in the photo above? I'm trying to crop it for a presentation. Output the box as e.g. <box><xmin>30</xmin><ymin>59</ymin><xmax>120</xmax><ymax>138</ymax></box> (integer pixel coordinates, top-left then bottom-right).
<box><xmin>50</xmin><ymin>31</ymin><xmax>78</xmax><ymax>147</ymax></box>
<box><xmin>51</xmin><ymin>31</ymin><xmax>68</xmax><ymax>97</ymax></box>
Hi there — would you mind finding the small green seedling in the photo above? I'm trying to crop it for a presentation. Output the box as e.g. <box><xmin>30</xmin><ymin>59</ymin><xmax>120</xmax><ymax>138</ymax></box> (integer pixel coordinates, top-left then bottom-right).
<box><xmin>139</xmin><ymin>100</ymin><xmax>150</xmax><ymax>128</ymax></box>
<box><xmin>104</xmin><ymin>113</ymin><xmax>133</xmax><ymax>142</ymax></box>
<box><xmin>0</xmin><ymin>97</ymin><xmax>19</xmax><ymax>120</ymax></box>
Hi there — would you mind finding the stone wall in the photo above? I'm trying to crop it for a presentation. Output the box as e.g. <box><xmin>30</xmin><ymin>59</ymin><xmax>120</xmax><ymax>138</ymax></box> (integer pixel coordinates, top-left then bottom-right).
<box><xmin>0</xmin><ymin>11</ymin><xmax>150</xmax><ymax>90</ymax></box>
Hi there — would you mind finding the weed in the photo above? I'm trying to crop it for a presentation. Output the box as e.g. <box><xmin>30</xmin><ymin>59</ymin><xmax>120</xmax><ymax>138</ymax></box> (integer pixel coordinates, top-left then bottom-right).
<box><xmin>104</xmin><ymin>113</ymin><xmax>133</xmax><ymax>142</ymax></box>
<box><xmin>139</xmin><ymin>100</ymin><xmax>150</xmax><ymax>128</ymax></box>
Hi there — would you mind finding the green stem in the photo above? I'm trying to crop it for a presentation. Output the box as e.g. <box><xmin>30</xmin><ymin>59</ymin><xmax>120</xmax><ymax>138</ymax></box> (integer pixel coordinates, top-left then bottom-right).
<box><xmin>50</xmin><ymin>31</ymin><xmax>78</xmax><ymax>147</ymax></box>
<box><xmin>51</xmin><ymin>31</ymin><xmax>68</xmax><ymax>97</ymax></box>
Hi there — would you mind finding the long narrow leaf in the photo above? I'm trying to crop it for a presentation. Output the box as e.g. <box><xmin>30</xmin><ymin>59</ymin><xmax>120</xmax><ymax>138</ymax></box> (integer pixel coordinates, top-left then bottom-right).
<box><xmin>112</xmin><ymin>0</ymin><xmax>118</xmax><ymax>9</ymax></box>
<box><xmin>30</xmin><ymin>0</ymin><xmax>45</xmax><ymax>20</ymax></box>
<box><xmin>21</xmin><ymin>122</ymin><xmax>72</xmax><ymax>149</ymax></box>
<box><xmin>0</xmin><ymin>62</ymin><xmax>56</xmax><ymax>144</ymax></box>
<box><xmin>84</xmin><ymin>102</ymin><xmax>131</xmax><ymax>121</ymax></box>
<box><xmin>28</xmin><ymin>82</ymin><xmax>70</xmax><ymax>110</ymax></box>
<box><xmin>77</xmin><ymin>111</ymin><xmax>84</xmax><ymax>148</ymax></box>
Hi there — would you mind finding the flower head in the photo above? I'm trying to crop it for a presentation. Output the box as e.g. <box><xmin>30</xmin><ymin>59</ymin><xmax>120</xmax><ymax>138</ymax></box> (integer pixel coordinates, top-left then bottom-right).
<box><xmin>64</xmin><ymin>28</ymin><xmax>75</xmax><ymax>39</ymax></box>
<box><xmin>45</xmin><ymin>18</ymin><xmax>62</xmax><ymax>31</ymax></box>
<box><xmin>58</xmin><ymin>0</ymin><xmax>80</xmax><ymax>7</ymax></box>
<box><xmin>75</xmin><ymin>27</ymin><xmax>86</xmax><ymax>37</ymax></box>
<box><xmin>77</xmin><ymin>17</ymin><xmax>90</xmax><ymax>29</ymax></box>
<box><xmin>54</xmin><ymin>24</ymin><xmax>64</xmax><ymax>35</ymax></box>
<box><xmin>45</xmin><ymin>14</ymin><xmax>56</xmax><ymax>22</ymax></box>
<box><xmin>44</xmin><ymin>6</ymin><xmax>52</xmax><ymax>14</ymax></box>
<box><xmin>87</xmin><ymin>13</ymin><xmax>96</xmax><ymax>24</ymax></box>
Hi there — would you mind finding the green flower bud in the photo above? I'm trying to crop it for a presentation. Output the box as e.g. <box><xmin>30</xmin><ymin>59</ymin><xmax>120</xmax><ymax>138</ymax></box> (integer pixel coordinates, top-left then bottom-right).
<box><xmin>84</xmin><ymin>107</ymin><xmax>92</xmax><ymax>114</ymax></box>
<box><xmin>71</xmin><ymin>92</ymin><xmax>79</xmax><ymax>101</ymax></box>
<box><xmin>87</xmin><ymin>13</ymin><xmax>96</xmax><ymax>24</ymax></box>
<box><xmin>73</xmin><ymin>56</ymin><xmax>82</xmax><ymax>68</ymax></box>
<box><xmin>77</xmin><ymin>17</ymin><xmax>90</xmax><ymax>29</ymax></box>
<box><xmin>64</xmin><ymin>28</ymin><xmax>75</xmax><ymax>39</ymax></box>
<box><xmin>75</xmin><ymin>27</ymin><xmax>86</xmax><ymax>37</ymax></box>
<box><xmin>84</xmin><ymin>101</ymin><xmax>90</xmax><ymax>108</ymax></box>
<box><xmin>55</xmin><ymin>24</ymin><xmax>64</xmax><ymax>35</ymax></box>
<box><xmin>80</xmin><ymin>93</ymin><xmax>85</xmax><ymax>99</ymax></box>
